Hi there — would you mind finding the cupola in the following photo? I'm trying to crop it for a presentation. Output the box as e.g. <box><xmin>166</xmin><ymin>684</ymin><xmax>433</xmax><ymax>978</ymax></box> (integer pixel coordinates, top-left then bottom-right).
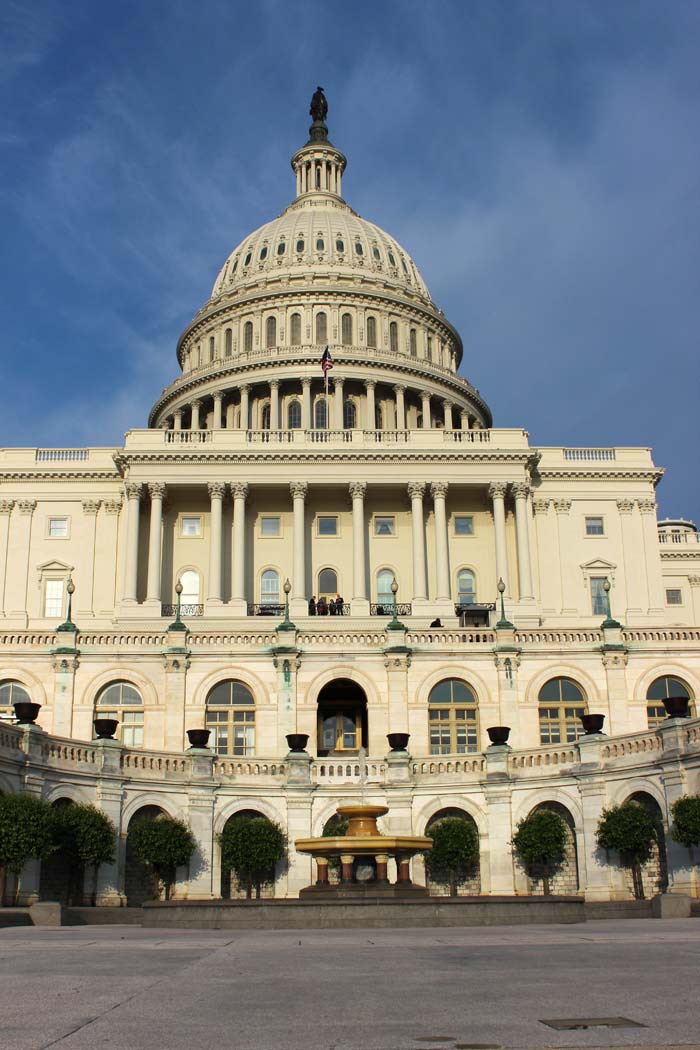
<box><xmin>290</xmin><ymin>86</ymin><xmax>347</xmax><ymax>200</ymax></box>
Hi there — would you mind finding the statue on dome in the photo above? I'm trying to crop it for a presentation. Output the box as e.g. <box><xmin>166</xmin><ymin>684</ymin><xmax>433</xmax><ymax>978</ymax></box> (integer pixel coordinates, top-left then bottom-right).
<box><xmin>310</xmin><ymin>86</ymin><xmax>328</xmax><ymax>123</ymax></box>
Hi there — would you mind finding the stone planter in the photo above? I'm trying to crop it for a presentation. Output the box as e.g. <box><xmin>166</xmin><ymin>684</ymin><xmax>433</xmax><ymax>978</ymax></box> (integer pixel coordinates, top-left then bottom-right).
<box><xmin>663</xmin><ymin>695</ymin><xmax>690</xmax><ymax>719</ymax></box>
<box><xmin>387</xmin><ymin>732</ymin><xmax>410</xmax><ymax>752</ymax></box>
<box><xmin>580</xmin><ymin>713</ymin><xmax>606</xmax><ymax>734</ymax></box>
<box><xmin>93</xmin><ymin>718</ymin><xmax>119</xmax><ymax>740</ymax></box>
<box><xmin>13</xmin><ymin>702</ymin><xmax>41</xmax><ymax>725</ymax></box>
<box><xmin>186</xmin><ymin>728</ymin><xmax>211</xmax><ymax>749</ymax></box>
<box><xmin>487</xmin><ymin>725</ymin><xmax>511</xmax><ymax>746</ymax></box>
<box><xmin>286</xmin><ymin>733</ymin><xmax>309</xmax><ymax>753</ymax></box>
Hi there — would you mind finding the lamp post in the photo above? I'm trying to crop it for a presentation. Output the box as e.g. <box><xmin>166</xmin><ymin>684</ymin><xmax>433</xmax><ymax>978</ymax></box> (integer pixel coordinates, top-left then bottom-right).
<box><xmin>600</xmin><ymin>577</ymin><xmax>621</xmax><ymax>629</ymax></box>
<box><xmin>56</xmin><ymin>576</ymin><xmax>76</xmax><ymax>633</ymax></box>
<box><xmin>278</xmin><ymin>577</ymin><xmax>296</xmax><ymax>632</ymax></box>
<box><xmin>496</xmin><ymin>577</ymin><xmax>514</xmax><ymax>629</ymax></box>
<box><xmin>168</xmin><ymin>579</ymin><xmax>186</xmax><ymax>633</ymax></box>
<box><xmin>387</xmin><ymin>577</ymin><xmax>406</xmax><ymax>631</ymax></box>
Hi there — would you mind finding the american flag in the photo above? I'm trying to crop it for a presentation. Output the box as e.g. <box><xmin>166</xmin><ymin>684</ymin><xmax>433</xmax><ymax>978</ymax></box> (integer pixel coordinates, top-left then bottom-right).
<box><xmin>320</xmin><ymin>345</ymin><xmax>333</xmax><ymax>396</ymax></box>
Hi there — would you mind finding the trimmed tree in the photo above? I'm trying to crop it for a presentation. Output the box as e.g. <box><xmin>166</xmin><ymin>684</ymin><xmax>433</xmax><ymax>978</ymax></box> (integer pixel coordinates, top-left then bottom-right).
<box><xmin>218</xmin><ymin>816</ymin><xmax>287</xmax><ymax>899</ymax></box>
<box><xmin>671</xmin><ymin>795</ymin><xmax>700</xmax><ymax>853</ymax></box>
<box><xmin>512</xmin><ymin>809</ymin><xmax>568</xmax><ymax>896</ymax></box>
<box><xmin>322</xmin><ymin>814</ymin><xmax>349</xmax><ymax>876</ymax></box>
<box><xmin>127</xmin><ymin>815</ymin><xmax>196</xmax><ymax>900</ymax></box>
<box><xmin>52</xmin><ymin>804</ymin><xmax>117</xmax><ymax>905</ymax></box>
<box><xmin>596</xmin><ymin>801</ymin><xmax>658</xmax><ymax>900</ymax></box>
<box><xmin>425</xmin><ymin>816</ymin><xmax>479</xmax><ymax>896</ymax></box>
<box><xmin>0</xmin><ymin>794</ymin><xmax>56</xmax><ymax>904</ymax></box>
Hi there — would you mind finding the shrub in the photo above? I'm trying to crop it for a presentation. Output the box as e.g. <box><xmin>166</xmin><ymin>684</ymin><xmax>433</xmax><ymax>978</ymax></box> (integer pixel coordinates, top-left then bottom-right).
<box><xmin>425</xmin><ymin>816</ymin><xmax>479</xmax><ymax>896</ymax></box>
<box><xmin>512</xmin><ymin>809</ymin><xmax>568</xmax><ymax>896</ymax></box>
<box><xmin>52</xmin><ymin>804</ymin><xmax>117</xmax><ymax>904</ymax></box>
<box><xmin>0</xmin><ymin>794</ymin><xmax>55</xmax><ymax>903</ymax></box>
<box><xmin>218</xmin><ymin>816</ymin><xmax>287</xmax><ymax>899</ymax></box>
<box><xmin>128</xmin><ymin>815</ymin><xmax>196</xmax><ymax>900</ymax></box>
<box><xmin>671</xmin><ymin>795</ymin><xmax>700</xmax><ymax>850</ymax></box>
<box><xmin>596</xmin><ymin>801</ymin><xmax>657</xmax><ymax>900</ymax></box>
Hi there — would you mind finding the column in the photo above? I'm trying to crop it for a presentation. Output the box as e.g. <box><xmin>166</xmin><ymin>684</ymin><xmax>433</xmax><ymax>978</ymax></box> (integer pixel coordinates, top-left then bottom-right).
<box><xmin>408</xmin><ymin>482</ymin><xmax>427</xmax><ymax>603</ymax></box>
<box><xmin>420</xmin><ymin>392</ymin><xmax>432</xmax><ymax>429</ymax></box>
<box><xmin>239</xmin><ymin>385</ymin><xmax>250</xmax><ymax>430</ymax></box>
<box><xmin>173</xmin><ymin>410</ymin><xmax>183</xmax><ymax>431</ymax></box>
<box><xmin>638</xmin><ymin>498</ymin><xmax>665</xmax><ymax>616</ymax></box>
<box><xmin>431</xmin><ymin>482</ymin><xmax>450</xmax><ymax>602</ymax></box>
<box><xmin>349</xmin><ymin>482</ymin><xmax>369</xmax><ymax>614</ymax></box>
<box><xmin>460</xmin><ymin>408</ymin><xmax>470</xmax><ymax>430</ymax></box>
<box><xmin>394</xmin><ymin>385</ymin><xmax>406</xmax><ymax>430</ymax></box>
<box><xmin>123</xmin><ymin>483</ymin><xmax>143</xmax><ymax>604</ymax></box>
<box><xmin>145</xmin><ymin>483</ymin><xmax>166</xmax><ymax>603</ymax></box>
<box><xmin>365</xmin><ymin>379</ymin><xmax>376</xmax><ymax>430</ymax></box>
<box><xmin>230</xmin><ymin>482</ymin><xmax>249</xmax><ymax>614</ymax></box>
<box><xmin>290</xmin><ymin>482</ymin><xmax>307</xmax><ymax>613</ymax></box>
<box><xmin>513</xmin><ymin>483</ymin><xmax>534</xmax><ymax>600</ymax></box>
<box><xmin>443</xmin><ymin>401</ymin><xmax>454</xmax><ymax>429</ymax></box>
<box><xmin>533</xmin><ymin>498</ymin><xmax>559</xmax><ymax>613</ymax></box>
<box><xmin>207</xmin><ymin>482</ymin><xmax>225</xmax><ymax>605</ymax></box>
<box><xmin>190</xmin><ymin>399</ymin><xmax>201</xmax><ymax>430</ymax></box>
<box><xmin>334</xmin><ymin>376</ymin><xmax>345</xmax><ymax>429</ymax></box>
<box><xmin>212</xmin><ymin>393</ymin><xmax>223</xmax><ymax>430</ymax></box>
<box><xmin>0</xmin><ymin>501</ymin><xmax>14</xmax><ymax>617</ymax></box>
<box><xmin>6</xmin><ymin>500</ymin><xmax>35</xmax><ymax>621</ymax></box>
<box><xmin>554</xmin><ymin>499</ymin><xmax>575</xmax><ymax>614</ymax></box>
<box><xmin>77</xmin><ymin>499</ymin><xmax>100</xmax><ymax>617</ymax></box>
<box><xmin>301</xmin><ymin>378</ymin><xmax>312</xmax><ymax>430</ymax></box>
<box><xmin>488</xmin><ymin>482</ymin><xmax>509</xmax><ymax>593</ymax></box>
<box><xmin>270</xmin><ymin>379</ymin><xmax>280</xmax><ymax>431</ymax></box>
<box><xmin>618</xmin><ymin>498</ymin><xmax>643</xmax><ymax>617</ymax></box>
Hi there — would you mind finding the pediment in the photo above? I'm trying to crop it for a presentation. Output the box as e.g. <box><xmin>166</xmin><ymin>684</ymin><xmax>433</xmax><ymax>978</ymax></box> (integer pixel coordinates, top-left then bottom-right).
<box><xmin>580</xmin><ymin>557</ymin><xmax>616</xmax><ymax>571</ymax></box>
<box><xmin>36</xmin><ymin>559</ymin><xmax>74</xmax><ymax>574</ymax></box>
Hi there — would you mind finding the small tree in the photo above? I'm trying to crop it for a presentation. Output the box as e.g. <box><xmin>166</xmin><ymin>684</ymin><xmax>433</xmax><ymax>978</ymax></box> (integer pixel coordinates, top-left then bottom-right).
<box><xmin>322</xmin><ymin>814</ymin><xmax>348</xmax><ymax>876</ymax></box>
<box><xmin>512</xmin><ymin>809</ymin><xmax>568</xmax><ymax>896</ymax></box>
<box><xmin>596</xmin><ymin>801</ymin><xmax>658</xmax><ymax>900</ymax></box>
<box><xmin>218</xmin><ymin>816</ymin><xmax>287</xmax><ymax>899</ymax></box>
<box><xmin>671</xmin><ymin>795</ymin><xmax>700</xmax><ymax>852</ymax></box>
<box><xmin>0</xmin><ymin>794</ymin><xmax>55</xmax><ymax>904</ymax></box>
<box><xmin>127</xmin><ymin>815</ymin><xmax>196</xmax><ymax>900</ymax></box>
<box><xmin>52</xmin><ymin>804</ymin><xmax>117</xmax><ymax>905</ymax></box>
<box><xmin>425</xmin><ymin>817</ymin><xmax>479</xmax><ymax>896</ymax></box>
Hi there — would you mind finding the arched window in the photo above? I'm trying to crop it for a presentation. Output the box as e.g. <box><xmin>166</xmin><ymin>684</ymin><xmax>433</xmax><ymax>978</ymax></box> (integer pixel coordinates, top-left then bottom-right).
<box><xmin>296</xmin><ymin>237</ymin><xmax>305</xmax><ymax>253</ymax></box>
<box><xmin>355</xmin><ymin>241</ymin><xmax>364</xmax><ymax>256</ymax></box>
<box><xmin>457</xmin><ymin>569</ymin><xmax>476</xmax><ymax>606</ymax></box>
<box><xmin>0</xmin><ymin>679</ymin><xmax>31</xmax><ymax>720</ymax></box>
<box><xmin>316</xmin><ymin>312</ymin><xmax>327</xmax><ymax>344</ymax></box>
<box><xmin>261</xmin><ymin>403</ymin><xmax>271</xmax><ymax>430</ymax></box>
<box><xmin>259</xmin><ymin>245</ymin><xmax>268</xmax><ymax>261</ymax></box>
<box><xmin>261</xmin><ymin>569</ymin><xmax>280</xmax><ymax>607</ymax></box>
<box><xmin>389</xmin><ymin>321</ymin><xmax>398</xmax><ymax>352</ymax></box>
<box><xmin>265</xmin><ymin>316</ymin><xmax>277</xmax><ymax>348</ymax></box>
<box><xmin>426</xmin><ymin>335</ymin><xmax>433</xmax><ymax>362</ymax></box>
<box><xmin>341</xmin><ymin>312</ymin><xmax>353</xmax><ymax>345</ymax></box>
<box><xmin>243</xmin><ymin>320</ymin><xmax>253</xmax><ymax>353</ymax></box>
<box><xmin>374</xmin><ymin>402</ymin><xmax>383</xmax><ymax>430</ymax></box>
<box><xmin>205</xmin><ymin>680</ymin><xmax>255</xmax><ymax>756</ymax></box>
<box><xmin>343</xmin><ymin>399</ymin><xmax>357</xmax><ymax>429</ymax></box>
<box><xmin>277</xmin><ymin>240</ymin><xmax>286</xmax><ymax>256</ymax></box>
<box><xmin>290</xmin><ymin>313</ymin><xmax>302</xmax><ymax>346</ymax></box>
<box><xmin>95</xmin><ymin>681</ymin><xmax>144</xmax><ymax>747</ymax></box>
<box><xmin>429</xmin><ymin>679</ymin><xmax>479</xmax><ymax>754</ymax></box>
<box><xmin>318</xmin><ymin>568</ymin><xmax>338</xmax><ymax>601</ymax></box>
<box><xmin>314</xmin><ymin>398</ymin><xmax>328</xmax><ymax>430</ymax></box>
<box><xmin>316</xmin><ymin>235</ymin><xmax>325</xmax><ymax>251</ymax></box>
<box><xmin>244</xmin><ymin>251</ymin><xmax>252</xmax><ymax>267</ymax></box>
<box><xmin>366</xmin><ymin>316</ymin><xmax>377</xmax><ymax>348</ymax></box>
<box><xmin>538</xmin><ymin>678</ymin><xmax>587</xmax><ymax>744</ymax></box>
<box><xmin>372</xmin><ymin>245</ymin><xmax>381</xmax><ymax>261</ymax></box>
<box><xmin>209</xmin><ymin>336</ymin><xmax>215</xmax><ymax>361</ymax></box>
<box><xmin>336</xmin><ymin>238</ymin><xmax>345</xmax><ymax>253</ymax></box>
<box><xmin>224</xmin><ymin>328</ymin><xmax>232</xmax><ymax>357</ymax></box>
<box><xmin>409</xmin><ymin>328</ymin><xmax>417</xmax><ymax>357</ymax></box>
<box><xmin>287</xmin><ymin>399</ymin><xmax>302</xmax><ymax>430</ymax></box>
<box><xmin>376</xmin><ymin>569</ymin><xmax>395</xmax><ymax>612</ymax></box>
<box><xmin>179</xmin><ymin>570</ymin><xmax>200</xmax><ymax>609</ymax></box>
<box><xmin>388</xmin><ymin>251</ymin><xmax>396</xmax><ymax>267</ymax></box>
<box><xmin>646</xmin><ymin>676</ymin><xmax>695</xmax><ymax>727</ymax></box>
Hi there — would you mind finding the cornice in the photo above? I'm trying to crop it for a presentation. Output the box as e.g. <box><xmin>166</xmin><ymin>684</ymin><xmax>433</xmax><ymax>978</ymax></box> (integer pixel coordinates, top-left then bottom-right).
<box><xmin>115</xmin><ymin>449</ymin><xmax>532</xmax><ymax>467</ymax></box>
<box><xmin>659</xmin><ymin>549</ymin><xmax>700</xmax><ymax>561</ymax></box>
<box><xmin>538</xmin><ymin>469</ymin><xmax>664</xmax><ymax>483</ymax></box>
<box><xmin>0</xmin><ymin>470</ymin><xmax>121</xmax><ymax>483</ymax></box>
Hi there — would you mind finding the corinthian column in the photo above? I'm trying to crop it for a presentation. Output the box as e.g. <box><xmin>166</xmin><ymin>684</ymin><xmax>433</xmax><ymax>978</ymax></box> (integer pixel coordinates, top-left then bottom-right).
<box><xmin>207</xmin><ymin>482</ymin><xmax>226</xmax><ymax>605</ymax></box>
<box><xmin>335</xmin><ymin>376</ymin><xmax>345</xmax><ymax>429</ymax></box>
<box><xmin>290</xmin><ymin>482</ymin><xmax>308</xmax><ymax>611</ymax></box>
<box><xmin>239</xmin><ymin>384</ymin><xmax>250</xmax><ymax>430</ymax></box>
<box><xmin>301</xmin><ymin>378</ymin><xmax>312</xmax><ymax>430</ymax></box>
<box><xmin>408</xmin><ymin>481</ymin><xmax>427</xmax><ymax>603</ymax></box>
<box><xmin>512</xmin><ymin>482</ymin><xmax>534</xmax><ymax>600</ymax></box>
<box><xmin>270</xmin><ymin>380</ymin><xmax>280</xmax><ymax>431</ymax></box>
<box><xmin>146</xmin><ymin>483</ymin><xmax>166</xmax><ymax>603</ymax></box>
<box><xmin>231</xmin><ymin>482</ymin><xmax>249</xmax><ymax>614</ymax></box>
<box><xmin>394</xmin><ymin>385</ymin><xmax>406</xmax><ymax>430</ymax></box>
<box><xmin>488</xmin><ymin>482</ymin><xmax>509</xmax><ymax>594</ymax></box>
<box><xmin>365</xmin><ymin>379</ymin><xmax>376</xmax><ymax>430</ymax></box>
<box><xmin>431</xmin><ymin>482</ymin><xmax>450</xmax><ymax>601</ymax></box>
<box><xmin>123</xmin><ymin>483</ymin><xmax>143</xmax><ymax>603</ymax></box>
<box><xmin>190</xmin><ymin>399</ymin><xmax>201</xmax><ymax>430</ymax></box>
<box><xmin>349</xmin><ymin>482</ymin><xmax>369</xmax><ymax>614</ymax></box>
<box><xmin>421</xmin><ymin>392</ymin><xmax>431</xmax><ymax>429</ymax></box>
<box><xmin>212</xmin><ymin>393</ymin><xmax>223</xmax><ymax>430</ymax></box>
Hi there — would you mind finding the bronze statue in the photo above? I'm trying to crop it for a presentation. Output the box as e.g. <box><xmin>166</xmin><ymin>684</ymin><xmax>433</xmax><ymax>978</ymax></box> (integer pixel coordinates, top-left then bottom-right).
<box><xmin>310</xmin><ymin>86</ymin><xmax>328</xmax><ymax>123</ymax></box>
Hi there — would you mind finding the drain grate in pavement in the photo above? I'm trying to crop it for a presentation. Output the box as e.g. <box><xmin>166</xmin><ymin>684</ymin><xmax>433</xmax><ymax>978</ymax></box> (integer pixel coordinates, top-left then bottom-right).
<box><xmin>541</xmin><ymin>1016</ymin><xmax>647</xmax><ymax>1031</ymax></box>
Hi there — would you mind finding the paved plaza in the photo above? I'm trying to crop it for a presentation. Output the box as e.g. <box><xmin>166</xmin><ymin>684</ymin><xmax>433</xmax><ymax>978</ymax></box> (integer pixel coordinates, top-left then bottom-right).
<box><xmin>0</xmin><ymin>919</ymin><xmax>698</xmax><ymax>1050</ymax></box>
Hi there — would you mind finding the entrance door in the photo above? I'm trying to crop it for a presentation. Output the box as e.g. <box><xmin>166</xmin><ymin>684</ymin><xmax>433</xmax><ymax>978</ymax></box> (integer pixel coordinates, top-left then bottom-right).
<box><xmin>316</xmin><ymin>678</ymin><xmax>368</xmax><ymax>757</ymax></box>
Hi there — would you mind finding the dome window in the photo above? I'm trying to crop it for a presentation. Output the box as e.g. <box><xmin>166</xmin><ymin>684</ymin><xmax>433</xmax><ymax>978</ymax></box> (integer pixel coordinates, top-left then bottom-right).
<box><xmin>265</xmin><ymin>316</ymin><xmax>277</xmax><ymax>348</ymax></box>
<box><xmin>277</xmin><ymin>241</ymin><xmax>286</xmax><ymax>256</ymax></box>
<box><xmin>316</xmin><ymin>236</ymin><xmax>325</xmax><ymax>252</ymax></box>
<box><xmin>290</xmin><ymin>313</ymin><xmax>302</xmax><ymax>346</ymax></box>
<box><xmin>287</xmin><ymin>400</ymin><xmax>302</xmax><ymax>430</ymax></box>
<box><xmin>315</xmin><ymin>312</ymin><xmax>328</xmax><ymax>344</ymax></box>
<box><xmin>244</xmin><ymin>252</ymin><xmax>252</xmax><ymax>267</ymax></box>
<box><xmin>243</xmin><ymin>321</ymin><xmax>253</xmax><ymax>353</ymax></box>
<box><xmin>372</xmin><ymin>246</ymin><xmax>381</xmax><ymax>261</ymax></box>
<box><xmin>410</xmin><ymin>329</ymin><xmax>417</xmax><ymax>357</ymax></box>
<box><xmin>366</xmin><ymin>316</ymin><xmax>377</xmax><ymax>348</ymax></box>
<box><xmin>231</xmin><ymin>258</ymin><xmax>238</xmax><ymax>275</ymax></box>
<box><xmin>260</xmin><ymin>246</ymin><xmax>268</xmax><ymax>261</ymax></box>
<box><xmin>225</xmin><ymin>329</ymin><xmax>232</xmax><ymax>357</ymax></box>
<box><xmin>336</xmin><ymin>238</ymin><xmax>345</xmax><ymax>253</ymax></box>
<box><xmin>388</xmin><ymin>251</ymin><xmax>396</xmax><ymax>266</ymax></box>
<box><xmin>389</xmin><ymin>321</ymin><xmax>398</xmax><ymax>353</ymax></box>
<box><xmin>355</xmin><ymin>242</ymin><xmax>364</xmax><ymax>256</ymax></box>
<box><xmin>296</xmin><ymin>238</ymin><xmax>305</xmax><ymax>253</ymax></box>
<box><xmin>401</xmin><ymin>257</ymin><xmax>408</xmax><ymax>273</ymax></box>
<box><xmin>341</xmin><ymin>312</ymin><xmax>353</xmax><ymax>346</ymax></box>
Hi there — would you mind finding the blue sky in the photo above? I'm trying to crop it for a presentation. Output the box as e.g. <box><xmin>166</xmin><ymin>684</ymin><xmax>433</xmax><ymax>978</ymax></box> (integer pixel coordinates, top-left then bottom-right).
<box><xmin>1</xmin><ymin>0</ymin><xmax>699</xmax><ymax>520</ymax></box>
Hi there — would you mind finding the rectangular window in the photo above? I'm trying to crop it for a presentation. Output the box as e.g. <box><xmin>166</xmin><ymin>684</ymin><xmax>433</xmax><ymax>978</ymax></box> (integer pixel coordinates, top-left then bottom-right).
<box><xmin>454</xmin><ymin>515</ymin><xmax>474</xmax><ymax>536</ymax></box>
<box><xmin>374</xmin><ymin>516</ymin><xmax>395</xmax><ymax>537</ymax></box>
<box><xmin>585</xmin><ymin>516</ymin><xmax>605</xmax><ymax>536</ymax></box>
<box><xmin>181</xmin><ymin>516</ymin><xmax>201</xmax><ymax>537</ymax></box>
<box><xmin>260</xmin><ymin>516</ymin><xmax>281</xmax><ymax>537</ymax></box>
<box><xmin>590</xmin><ymin>576</ymin><xmax>608</xmax><ymax>616</ymax></box>
<box><xmin>44</xmin><ymin>579</ymin><xmax>64</xmax><ymax>618</ymax></box>
<box><xmin>666</xmin><ymin>588</ymin><xmax>683</xmax><ymax>605</ymax></box>
<box><xmin>47</xmin><ymin>517</ymin><xmax>69</xmax><ymax>539</ymax></box>
<box><xmin>317</xmin><ymin>516</ymin><xmax>338</xmax><ymax>537</ymax></box>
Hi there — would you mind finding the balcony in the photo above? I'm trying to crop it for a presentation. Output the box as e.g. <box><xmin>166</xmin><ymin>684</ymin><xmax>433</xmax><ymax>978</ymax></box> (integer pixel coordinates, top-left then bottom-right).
<box><xmin>161</xmin><ymin>603</ymin><xmax>203</xmax><ymax>617</ymax></box>
<box><xmin>370</xmin><ymin>602</ymin><xmax>412</xmax><ymax>616</ymax></box>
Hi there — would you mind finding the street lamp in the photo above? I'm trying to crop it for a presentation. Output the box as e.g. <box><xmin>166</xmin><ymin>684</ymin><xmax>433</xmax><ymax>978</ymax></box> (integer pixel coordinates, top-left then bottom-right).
<box><xmin>496</xmin><ymin>577</ymin><xmax>514</xmax><ymax>629</ymax></box>
<box><xmin>56</xmin><ymin>576</ymin><xmax>76</xmax><ymax>633</ymax></box>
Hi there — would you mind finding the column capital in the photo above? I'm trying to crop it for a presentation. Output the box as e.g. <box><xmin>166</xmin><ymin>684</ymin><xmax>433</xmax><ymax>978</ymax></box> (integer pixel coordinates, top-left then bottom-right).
<box><xmin>488</xmin><ymin>482</ymin><xmax>507</xmax><ymax>500</ymax></box>
<box><xmin>532</xmin><ymin>498</ymin><xmax>550</xmax><ymax>515</ymax></box>
<box><xmin>442</xmin><ymin>399</ymin><xmax>454</xmax><ymax>409</ymax></box>
<box><xmin>104</xmin><ymin>498</ymin><xmax>123</xmax><ymax>515</ymax></box>
<box><xmin>688</xmin><ymin>575</ymin><xmax>700</xmax><ymax>588</ymax></box>
<box><xmin>17</xmin><ymin>499</ymin><xmax>36</xmax><ymax>515</ymax></box>
<box><xmin>301</xmin><ymin>376</ymin><xmax>312</xmax><ymax>388</ymax></box>
<box><xmin>430</xmin><ymin>481</ymin><xmax>449</xmax><ymax>499</ymax></box>
<box><xmin>512</xmin><ymin>482</ymin><xmax>530</xmax><ymax>499</ymax></box>
<box><xmin>208</xmin><ymin>481</ymin><xmax>226</xmax><ymax>500</ymax></box>
<box><xmin>393</xmin><ymin>383</ymin><xmax>406</xmax><ymax>394</ymax></box>
<box><xmin>212</xmin><ymin>391</ymin><xmax>223</xmax><ymax>403</ymax></box>
<box><xmin>553</xmin><ymin>498</ymin><xmax>572</xmax><ymax>515</ymax></box>
<box><xmin>407</xmin><ymin>481</ymin><xmax>426</xmax><ymax>500</ymax></box>
<box><xmin>269</xmin><ymin>378</ymin><xmax>280</xmax><ymax>390</ymax></box>
<box><xmin>290</xmin><ymin>481</ymin><xmax>308</xmax><ymax>500</ymax></box>
<box><xmin>190</xmin><ymin>398</ymin><xmax>202</xmax><ymax>408</ymax></box>
<box><xmin>0</xmin><ymin>500</ymin><xmax>15</xmax><ymax>515</ymax></box>
<box><xmin>616</xmin><ymin>498</ymin><xmax>635</xmax><ymax>513</ymax></box>
<box><xmin>349</xmin><ymin>481</ymin><xmax>367</xmax><ymax>499</ymax></box>
<box><xmin>335</xmin><ymin>375</ymin><xmax>344</xmax><ymax>386</ymax></box>
<box><xmin>125</xmin><ymin>483</ymin><xmax>143</xmax><ymax>501</ymax></box>
<box><xmin>637</xmin><ymin>498</ymin><xmax>657</xmax><ymax>515</ymax></box>
<box><xmin>82</xmin><ymin>499</ymin><xmax>101</xmax><ymax>516</ymax></box>
<box><xmin>231</xmin><ymin>481</ymin><xmax>249</xmax><ymax>500</ymax></box>
<box><xmin>239</xmin><ymin>382</ymin><xmax>250</xmax><ymax>393</ymax></box>
<box><xmin>364</xmin><ymin>378</ymin><xmax>377</xmax><ymax>390</ymax></box>
<box><xmin>148</xmin><ymin>482</ymin><xmax>166</xmax><ymax>500</ymax></box>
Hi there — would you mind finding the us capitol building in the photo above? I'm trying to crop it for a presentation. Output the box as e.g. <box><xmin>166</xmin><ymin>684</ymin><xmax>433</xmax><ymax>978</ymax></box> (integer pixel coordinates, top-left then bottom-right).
<box><xmin>1</xmin><ymin>91</ymin><xmax>699</xmax><ymax>906</ymax></box>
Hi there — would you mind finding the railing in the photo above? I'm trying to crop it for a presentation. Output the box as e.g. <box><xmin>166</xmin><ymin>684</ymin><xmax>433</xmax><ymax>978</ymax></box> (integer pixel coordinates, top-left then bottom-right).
<box><xmin>214</xmin><ymin>759</ymin><xmax>286</xmax><ymax>777</ymax></box>
<box><xmin>508</xmin><ymin>746</ymin><xmax>578</xmax><ymax>771</ymax></box>
<box><xmin>307</xmin><ymin>603</ymin><xmax>350</xmax><ymax>616</ymax></box>
<box><xmin>563</xmin><ymin>448</ymin><xmax>616</xmax><ymax>461</ymax></box>
<box><xmin>407</xmin><ymin>629</ymin><xmax>495</xmax><ymax>644</ymax></box>
<box><xmin>35</xmin><ymin>449</ymin><xmax>90</xmax><ymax>462</ymax></box>
<box><xmin>444</xmin><ymin>430</ymin><xmax>491</xmax><ymax>444</ymax></box>
<box><xmin>161</xmin><ymin>603</ymin><xmax>204</xmax><ymax>617</ymax></box>
<box><xmin>370</xmin><ymin>603</ymin><xmax>412</xmax><ymax>616</ymax></box>
<box><xmin>659</xmin><ymin>532</ymin><xmax>700</xmax><ymax>544</ymax></box>
<box><xmin>623</xmin><ymin>628</ymin><xmax>700</xmax><ymax>643</ymax></box>
<box><xmin>247</xmin><ymin>603</ymin><xmax>285</xmax><ymax>617</ymax></box>
<box><xmin>601</xmin><ymin>730</ymin><xmax>664</xmax><ymax>759</ymax></box>
<box><xmin>164</xmin><ymin>430</ymin><xmax>212</xmax><ymax>443</ymax></box>
<box><xmin>311</xmin><ymin>760</ymin><xmax>386</xmax><ymax>783</ymax></box>
<box><xmin>412</xmin><ymin>757</ymin><xmax>485</xmax><ymax>776</ymax></box>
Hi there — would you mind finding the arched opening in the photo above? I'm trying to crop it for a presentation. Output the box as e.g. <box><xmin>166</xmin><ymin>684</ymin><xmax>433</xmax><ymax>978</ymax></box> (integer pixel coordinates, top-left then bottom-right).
<box><xmin>341</xmin><ymin>312</ymin><xmax>353</xmax><ymax>345</ymax></box>
<box><xmin>409</xmin><ymin>328</ymin><xmax>417</xmax><ymax>357</ymax></box>
<box><xmin>315</xmin><ymin>311</ymin><xmax>327</xmax><ymax>344</ymax></box>
<box><xmin>95</xmin><ymin>681</ymin><xmax>144</xmax><ymax>747</ymax></box>
<box><xmin>219</xmin><ymin>809</ymin><xmax>276</xmax><ymax>899</ymax></box>
<box><xmin>525</xmin><ymin>802</ymin><xmax>580</xmax><ymax>895</ymax></box>
<box><xmin>389</xmin><ymin>321</ymin><xmax>398</xmax><ymax>353</ymax></box>
<box><xmin>261</xmin><ymin>403</ymin><xmax>271</xmax><ymax>430</ymax></box>
<box><xmin>224</xmin><ymin>328</ymin><xmax>232</xmax><ymax>356</ymax></box>
<box><xmin>366</xmin><ymin>315</ymin><xmax>377</xmax><ymax>348</ymax></box>
<box><xmin>179</xmin><ymin>569</ymin><xmax>200</xmax><ymax>609</ymax></box>
<box><xmin>424</xmin><ymin>808</ymin><xmax>481</xmax><ymax>895</ymax></box>
<box><xmin>626</xmin><ymin>791</ymin><xmax>669</xmax><ymax>897</ymax></box>
<box><xmin>317</xmin><ymin>568</ymin><xmax>338</xmax><ymax>608</ymax></box>
<box><xmin>205</xmin><ymin>680</ymin><xmax>255</xmax><ymax>756</ymax></box>
<box><xmin>265</xmin><ymin>315</ymin><xmax>277</xmax><ymax>348</ymax></box>
<box><xmin>260</xmin><ymin>569</ymin><xmax>280</xmax><ymax>608</ymax></box>
<box><xmin>343</xmin><ymin>399</ymin><xmax>357</xmax><ymax>429</ymax></box>
<box><xmin>646</xmin><ymin>675</ymin><xmax>695</xmax><ymax>727</ymax></box>
<box><xmin>0</xmin><ymin>679</ymin><xmax>31</xmax><ymax>720</ymax></box>
<box><xmin>456</xmin><ymin>568</ymin><xmax>476</xmax><ymax>606</ymax></box>
<box><xmin>538</xmin><ymin>677</ymin><xmax>587</xmax><ymax>744</ymax></box>
<box><xmin>39</xmin><ymin>798</ymin><xmax>82</xmax><ymax>905</ymax></box>
<box><xmin>243</xmin><ymin>320</ymin><xmax>253</xmax><ymax>353</ymax></box>
<box><xmin>428</xmin><ymin>679</ymin><xmax>479</xmax><ymax>754</ymax></box>
<box><xmin>125</xmin><ymin>805</ymin><xmax>166</xmax><ymax>906</ymax></box>
<box><xmin>316</xmin><ymin>679</ymin><xmax>368</xmax><ymax>756</ymax></box>
<box><xmin>290</xmin><ymin>313</ymin><xmax>302</xmax><ymax>346</ymax></box>
<box><xmin>287</xmin><ymin>399</ymin><xmax>302</xmax><ymax>429</ymax></box>
<box><xmin>314</xmin><ymin>398</ymin><xmax>328</xmax><ymax>430</ymax></box>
